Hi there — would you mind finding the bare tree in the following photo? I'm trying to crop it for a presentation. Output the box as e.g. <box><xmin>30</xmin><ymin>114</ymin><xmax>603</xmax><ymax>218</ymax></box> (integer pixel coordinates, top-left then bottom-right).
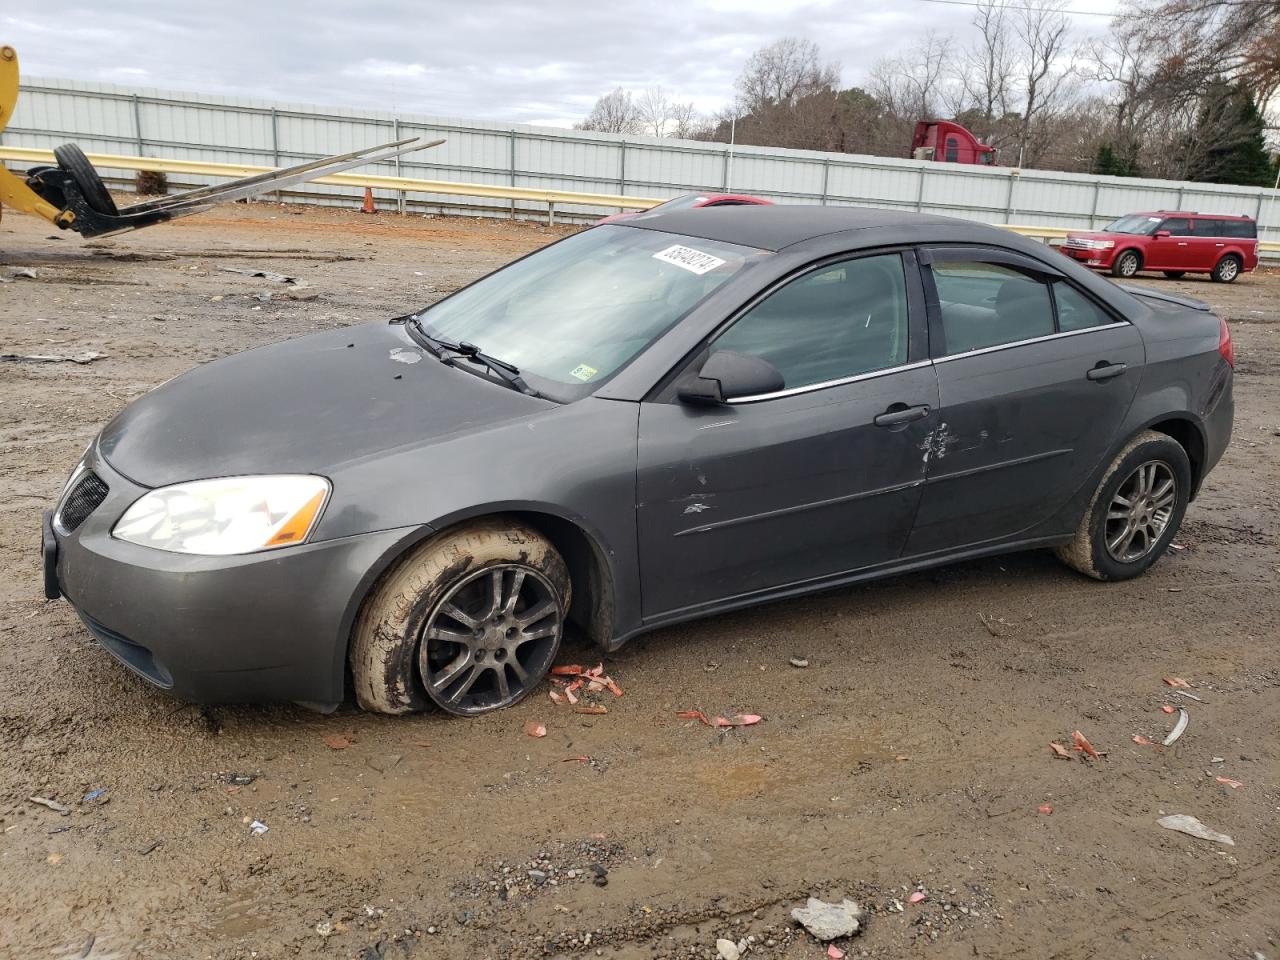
<box><xmin>576</xmin><ymin>87</ymin><xmax>642</xmax><ymax>134</ymax></box>
<box><xmin>869</xmin><ymin>32</ymin><xmax>953</xmax><ymax>120</ymax></box>
<box><xmin>956</xmin><ymin>0</ymin><xmax>1015</xmax><ymax>129</ymax></box>
<box><xmin>735</xmin><ymin>37</ymin><xmax>841</xmax><ymax>113</ymax></box>
<box><xmin>668</xmin><ymin>101</ymin><xmax>705</xmax><ymax>139</ymax></box>
<box><xmin>1011</xmin><ymin>0</ymin><xmax>1074</xmax><ymax>166</ymax></box>
<box><xmin>636</xmin><ymin>87</ymin><xmax>673</xmax><ymax>137</ymax></box>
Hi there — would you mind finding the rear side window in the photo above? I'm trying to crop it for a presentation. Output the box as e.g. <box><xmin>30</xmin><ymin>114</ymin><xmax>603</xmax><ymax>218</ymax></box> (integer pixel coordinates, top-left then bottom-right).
<box><xmin>931</xmin><ymin>261</ymin><xmax>1053</xmax><ymax>355</ymax></box>
<box><xmin>1053</xmin><ymin>283</ymin><xmax>1114</xmax><ymax>332</ymax></box>
<box><xmin>711</xmin><ymin>253</ymin><xmax>909</xmax><ymax>389</ymax></box>
<box><xmin>1201</xmin><ymin>218</ymin><xmax>1256</xmax><ymax>238</ymax></box>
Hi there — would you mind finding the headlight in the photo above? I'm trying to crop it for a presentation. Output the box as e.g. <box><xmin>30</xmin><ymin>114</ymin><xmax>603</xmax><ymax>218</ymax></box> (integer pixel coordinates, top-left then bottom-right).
<box><xmin>113</xmin><ymin>475</ymin><xmax>330</xmax><ymax>555</ymax></box>
<box><xmin>1093</xmin><ymin>240</ymin><xmax>1115</xmax><ymax>249</ymax></box>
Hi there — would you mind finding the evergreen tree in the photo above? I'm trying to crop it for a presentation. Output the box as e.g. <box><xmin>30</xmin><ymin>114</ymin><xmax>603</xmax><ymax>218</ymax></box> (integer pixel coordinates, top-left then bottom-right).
<box><xmin>1186</xmin><ymin>82</ymin><xmax>1275</xmax><ymax>187</ymax></box>
<box><xmin>1094</xmin><ymin>144</ymin><xmax>1141</xmax><ymax>177</ymax></box>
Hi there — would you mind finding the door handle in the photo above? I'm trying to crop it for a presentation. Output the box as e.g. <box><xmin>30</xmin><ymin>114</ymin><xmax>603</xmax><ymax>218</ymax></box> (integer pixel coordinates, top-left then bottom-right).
<box><xmin>1087</xmin><ymin>362</ymin><xmax>1127</xmax><ymax>382</ymax></box>
<box><xmin>1177</xmin><ymin>242</ymin><xmax>1188</xmax><ymax>246</ymax></box>
<box><xmin>874</xmin><ymin>403</ymin><xmax>930</xmax><ymax>427</ymax></box>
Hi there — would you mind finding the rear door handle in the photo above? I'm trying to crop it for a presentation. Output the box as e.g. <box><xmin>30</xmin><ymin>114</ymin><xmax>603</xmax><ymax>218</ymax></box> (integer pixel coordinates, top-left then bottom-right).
<box><xmin>874</xmin><ymin>403</ymin><xmax>930</xmax><ymax>428</ymax></box>
<box><xmin>1087</xmin><ymin>362</ymin><xmax>1127</xmax><ymax>382</ymax></box>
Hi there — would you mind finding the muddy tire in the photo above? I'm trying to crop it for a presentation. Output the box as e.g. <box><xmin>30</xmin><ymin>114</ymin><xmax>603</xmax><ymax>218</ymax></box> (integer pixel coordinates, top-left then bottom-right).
<box><xmin>53</xmin><ymin>143</ymin><xmax>118</xmax><ymax>216</ymax></box>
<box><xmin>350</xmin><ymin>518</ymin><xmax>570</xmax><ymax>716</ymax></box>
<box><xmin>1110</xmin><ymin>250</ymin><xmax>1142</xmax><ymax>278</ymax></box>
<box><xmin>1054</xmin><ymin>430</ymin><xmax>1191</xmax><ymax>581</ymax></box>
<box><xmin>1210</xmin><ymin>254</ymin><xmax>1241</xmax><ymax>283</ymax></box>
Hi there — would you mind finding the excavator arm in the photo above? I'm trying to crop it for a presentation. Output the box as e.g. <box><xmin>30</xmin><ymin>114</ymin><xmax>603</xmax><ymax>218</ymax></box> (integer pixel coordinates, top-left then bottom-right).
<box><xmin>0</xmin><ymin>45</ymin><xmax>441</xmax><ymax>238</ymax></box>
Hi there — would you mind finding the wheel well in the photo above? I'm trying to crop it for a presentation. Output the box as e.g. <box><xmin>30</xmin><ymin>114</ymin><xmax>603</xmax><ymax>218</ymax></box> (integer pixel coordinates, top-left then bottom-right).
<box><xmin>1118</xmin><ymin>247</ymin><xmax>1143</xmax><ymax>267</ymax></box>
<box><xmin>1147</xmin><ymin>418</ymin><xmax>1205</xmax><ymax>498</ymax></box>
<box><xmin>506</xmin><ymin>511</ymin><xmax>615</xmax><ymax>649</ymax></box>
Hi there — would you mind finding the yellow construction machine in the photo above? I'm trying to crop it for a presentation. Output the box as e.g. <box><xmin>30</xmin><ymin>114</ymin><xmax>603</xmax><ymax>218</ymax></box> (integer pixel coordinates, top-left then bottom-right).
<box><xmin>0</xmin><ymin>45</ymin><xmax>440</xmax><ymax>238</ymax></box>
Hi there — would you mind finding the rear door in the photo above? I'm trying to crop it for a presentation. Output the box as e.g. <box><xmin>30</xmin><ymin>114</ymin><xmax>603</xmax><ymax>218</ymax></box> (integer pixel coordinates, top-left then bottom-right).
<box><xmin>904</xmin><ymin>246</ymin><xmax>1145</xmax><ymax>556</ymax></box>
<box><xmin>636</xmin><ymin>250</ymin><xmax>939</xmax><ymax>618</ymax></box>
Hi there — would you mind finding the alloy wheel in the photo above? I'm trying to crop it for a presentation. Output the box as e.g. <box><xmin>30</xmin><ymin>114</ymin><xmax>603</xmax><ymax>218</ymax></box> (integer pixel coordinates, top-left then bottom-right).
<box><xmin>1217</xmin><ymin>258</ymin><xmax>1238</xmax><ymax>281</ymax></box>
<box><xmin>1117</xmin><ymin>253</ymin><xmax>1139</xmax><ymax>277</ymax></box>
<box><xmin>1104</xmin><ymin>460</ymin><xmax>1177</xmax><ymax>563</ymax></box>
<box><xmin>418</xmin><ymin>563</ymin><xmax>563</xmax><ymax>715</ymax></box>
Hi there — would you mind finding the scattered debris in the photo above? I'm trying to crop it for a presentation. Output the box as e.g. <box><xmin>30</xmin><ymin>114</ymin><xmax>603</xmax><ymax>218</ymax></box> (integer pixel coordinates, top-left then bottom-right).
<box><xmin>138</xmin><ymin>839</ymin><xmax>161</xmax><ymax>856</ymax></box>
<box><xmin>28</xmin><ymin>796</ymin><xmax>70</xmax><ymax>815</ymax></box>
<box><xmin>1</xmin><ymin>351</ymin><xmax>105</xmax><ymax>365</ymax></box>
<box><xmin>1048</xmin><ymin>741</ymin><xmax>1072</xmax><ymax>760</ymax></box>
<box><xmin>5</xmin><ymin>267</ymin><xmax>38</xmax><ymax>280</ymax></box>
<box><xmin>1162</xmin><ymin>676</ymin><xmax>1191</xmax><ymax>689</ymax></box>
<box><xmin>715</xmin><ymin>714</ymin><xmax>762</xmax><ymax>727</ymax></box>
<box><xmin>1072</xmin><ymin>730</ymin><xmax>1101</xmax><ymax>759</ymax></box>
<box><xmin>789</xmin><ymin>656</ymin><xmax>810</xmax><ymax>668</ymax></box>
<box><xmin>677</xmin><ymin>709</ymin><xmax>711</xmax><ymax>725</ymax></box>
<box><xmin>78</xmin><ymin>933</ymin><xmax>95</xmax><ymax>958</ymax></box>
<box><xmin>1038</xmin><ymin>804</ymin><xmax>1054</xmax><ymax>815</ymax></box>
<box><xmin>388</xmin><ymin>347</ymin><xmax>422</xmax><ymax>364</ymax></box>
<box><xmin>249</xmin><ymin>820</ymin><xmax>269</xmax><ymax>835</ymax></box>
<box><xmin>523</xmin><ymin>721</ymin><xmax>547</xmax><ymax>738</ymax></box>
<box><xmin>573</xmin><ymin>705</ymin><xmax>608</xmax><ymax>715</ymax></box>
<box><xmin>366</xmin><ymin>753</ymin><xmax>402</xmax><ymax>773</ymax></box>
<box><xmin>547</xmin><ymin>663</ymin><xmax>623</xmax><ymax>710</ymax></box>
<box><xmin>562</xmin><ymin>756</ymin><xmax>591</xmax><ymax>763</ymax></box>
<box><xmin>316</xmin><ymin>921</ymin><xmax>335</xmax><ymax>938</ymax></box>
<box><xmin>908</xmin><ymin>891</ymin><xmax>927</xmax><ymax>904</ymax></box>
<box><xmin>1173</xmin><ymin>689</ymin><xmax>1204</xmax><ymax>703</ymax></box>
<box><xmin>1162</xmin><ymin>707</ymin><xmax>1189</xmax><ymax>746</ymax></box>
<box><xmin>1214</xmin><ymin>776</ymin><xmax>1243</xmax><ymax>789</ymax></box>
<box><xmin>323</xmin><ymin>734</ymin><xmax>352</xmax><ymax>750</ymax></box>
<box><xmin>82</xmin><ymin>789</ymin><xmax>108</xmax><ymax>803</ymax></box>
<box><xmin>1168</xmin><ymin>542</ymin><xmax>1188</xmax><ymax>552</ymax></box>
<box><xmin>716</xmin><ymin>938</ymin><xmax>740</xmax><ymax>960</ymax></box>
<box><xmin>1132</xmin><ymin>734</ymin><xmax>1155</xmax><ymax>746</ymax></box>
<box><xmin>220</xmin><ymin>266</ymin><xmax>300</xmax><ymax>284</ymax></box>
<box><xmin>1161</xmin><ymin>704</ymin><xmax>1176</xmax><ymax>714</ymax></box>
<box><xmin>791</xmin><ymin>897</ymin><xmax>863</xmax><ymax>940</ymax></box>
<box><xmin>1157</xmin><ymin>814</ymin><xmax>1233</xmax><ymax>846</ymax></box>
<box><xmin>978</xmin><ymin>612</ymin><xmax>1013</xmax><ymax>636</ymax></box>
<box><xmin>225</xmin><ymin>774</ymin><xmax>256</xmax><ymax>786</ymax></box>
<box><xmin>827</xmin><ymin>946</ymin><xmax>846</xmax><ymax>960</ymax></box>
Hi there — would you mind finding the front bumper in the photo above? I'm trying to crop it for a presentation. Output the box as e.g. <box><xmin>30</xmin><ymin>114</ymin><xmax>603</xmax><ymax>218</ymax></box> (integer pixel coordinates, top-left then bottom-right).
<box><xmin>51</xmin><ymin>451</ymin><xmax>425</xmax><ymax>706</ymax></box>
<box><xmin>1063</xmin><ymin>245</ymin><xmax>1114</xmax><ymax>267</ymax></box>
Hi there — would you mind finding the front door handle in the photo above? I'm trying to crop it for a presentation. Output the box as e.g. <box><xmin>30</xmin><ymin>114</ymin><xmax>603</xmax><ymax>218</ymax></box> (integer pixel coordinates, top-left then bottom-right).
<box><xmin>874</xmin><ymin>403</ymin><xmax>930</xmax><ymax>428</ymax></box>
<box><xmin>1087</xmin><ymin>362</ymin><xmax>1127</xmax><ymax>382</ymax></box>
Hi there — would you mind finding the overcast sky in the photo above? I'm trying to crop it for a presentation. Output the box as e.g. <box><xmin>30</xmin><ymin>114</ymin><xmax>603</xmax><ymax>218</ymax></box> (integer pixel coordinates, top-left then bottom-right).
<box><xmin>4</xmin><ymin>1</ymin><xmax>1119</xmax><ymax>128</ymax></box>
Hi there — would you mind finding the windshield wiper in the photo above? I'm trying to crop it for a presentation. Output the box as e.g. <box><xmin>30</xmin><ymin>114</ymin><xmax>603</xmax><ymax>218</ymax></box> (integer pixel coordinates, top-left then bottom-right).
<box><xmin>410</xmin><ymin>318</ymin><xmax>539</xmax><ymax>397</ymax></box>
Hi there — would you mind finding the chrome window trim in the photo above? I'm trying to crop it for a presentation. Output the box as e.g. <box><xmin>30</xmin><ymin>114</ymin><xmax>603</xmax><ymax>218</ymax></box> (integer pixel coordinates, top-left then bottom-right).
<box><xmin>726</xmin><ymin>359</ymin><xmax>935</xmax><ymax>405</ymax></box>
<box><xmin>934</xmin><ymin>320</ymin><xmax>1132</xmax><ymax>364</ymax></box>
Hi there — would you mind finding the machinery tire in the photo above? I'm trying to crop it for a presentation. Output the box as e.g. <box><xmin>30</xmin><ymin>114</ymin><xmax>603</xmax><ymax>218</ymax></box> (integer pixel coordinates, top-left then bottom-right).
<box><xmin>350</xmin><ymin>518</ymin><xmax>569</xmax><ymax>716</ymax></box>
<box><xmin>54</xmin><ymin>143</ymin><xmax>117</xmax><ymax>216</ymax></box>
<box><xmin>1054</xmin><ymin>430</ymin><xmax>1191</xmax><ymax>582</ymax></box>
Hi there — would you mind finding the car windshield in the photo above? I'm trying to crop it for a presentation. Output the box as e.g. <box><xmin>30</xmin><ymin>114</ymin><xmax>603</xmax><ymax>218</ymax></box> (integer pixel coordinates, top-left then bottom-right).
<box><xmin>413</xmin><ymin>225</ymin><xmax>766</xmax><ymax>396</ymax></box>
<box><xmin>1103</xmin><ymin>215</ymin><xmax>1161</xmax><ymax>235</ymax></box>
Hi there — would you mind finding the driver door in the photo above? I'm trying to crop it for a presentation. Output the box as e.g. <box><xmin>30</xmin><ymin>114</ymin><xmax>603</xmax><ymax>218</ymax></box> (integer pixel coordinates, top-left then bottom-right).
<box><xmin>635</xmin><ymin>250</ymin><xmax>939</xmax><ymax>619</ymax></box>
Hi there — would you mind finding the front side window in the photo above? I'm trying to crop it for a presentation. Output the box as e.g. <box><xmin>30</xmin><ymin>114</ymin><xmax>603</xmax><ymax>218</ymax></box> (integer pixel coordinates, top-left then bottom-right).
<box><xmin>415</xmin><ymin>225</ymin><xmax>766</xmax><ymax>394</ymax></box>
<box><xmin>1160</xmin><ymin>218</ymin><xmax>1192</xmax><ymax>236</ymax></box>
<box><xmin>710</xmin><ymin>253</ymin><xmax>910</xmax><ymax>390</ymax></box>
<box><xmin>931</xmin><ymin>260</ymin><xmax>1053</xmax><ymax>355</ymax></box>
<box><xmin>945</xmin><ymin>137</ymin><xmax>959</xmax><ymax>162</ymax></box>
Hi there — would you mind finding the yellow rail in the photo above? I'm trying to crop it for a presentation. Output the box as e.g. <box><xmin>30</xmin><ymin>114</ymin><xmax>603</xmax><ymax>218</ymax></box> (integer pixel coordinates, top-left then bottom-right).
<box><xmin>0</xmin><ymin>146</ymin><xmax>660</xmax><ymax>217</ymax></box>
<box><xmin>2</xmin><ymin>146</ymin><xmax>1276</xmax><ymax>254</ymax></box>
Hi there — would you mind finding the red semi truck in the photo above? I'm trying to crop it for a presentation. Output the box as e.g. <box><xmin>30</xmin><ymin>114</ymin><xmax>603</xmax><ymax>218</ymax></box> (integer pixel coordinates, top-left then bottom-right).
<box><xmin>911</xmin><ymin>121</ymin><xmax>997</xmax><ymax>165</ymax></box>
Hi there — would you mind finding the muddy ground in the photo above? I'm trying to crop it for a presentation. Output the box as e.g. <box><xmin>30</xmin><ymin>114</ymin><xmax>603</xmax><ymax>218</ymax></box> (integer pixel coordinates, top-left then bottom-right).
<box><xmin>1</xmin><ymin>202</ymin><xmax>1277</xmax><ymax>960</ymax></box>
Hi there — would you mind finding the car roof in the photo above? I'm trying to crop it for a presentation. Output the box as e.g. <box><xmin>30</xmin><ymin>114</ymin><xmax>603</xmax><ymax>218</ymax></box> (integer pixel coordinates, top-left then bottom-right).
<box><xmin>616</xmin><ymin>204</ymin><xmax>979</xmax><ymax>252</ymax></box>
<box><xmin>1133</xmin><ymin>211</ymin><xmax>1254</xmax><ymax>220</ymax></box>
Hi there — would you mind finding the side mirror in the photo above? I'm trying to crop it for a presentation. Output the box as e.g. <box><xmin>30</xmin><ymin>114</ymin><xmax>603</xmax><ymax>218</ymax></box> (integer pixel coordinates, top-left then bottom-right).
<box><xmin>1153</xmin><ymin>230</ymin><xmax>1171</xmax><ymax>238</ymax></box>
<box><xmin>677</xmin><ymin>350</ymin><xmax>785</xmax><ymax>405</ymax></box>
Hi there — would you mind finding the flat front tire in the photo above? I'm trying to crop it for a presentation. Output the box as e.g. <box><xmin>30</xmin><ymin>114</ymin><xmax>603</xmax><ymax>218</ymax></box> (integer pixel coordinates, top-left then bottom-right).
<box><xmin>350</xmin><ymin>519</ymin><xmax>570</xmax><ymax>716</ymax></box>
<box><xmin>1055</xmin><ymin>430</ymin><xmax>1191</xmax><ymax>581</ymax></box>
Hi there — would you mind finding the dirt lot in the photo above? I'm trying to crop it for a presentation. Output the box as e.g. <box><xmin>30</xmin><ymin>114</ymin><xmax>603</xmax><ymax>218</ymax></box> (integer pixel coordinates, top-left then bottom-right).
<box><xmin>1</xmin><ymin>202</ymin><xmax>1277</xmax><ymax>960</ymax></box>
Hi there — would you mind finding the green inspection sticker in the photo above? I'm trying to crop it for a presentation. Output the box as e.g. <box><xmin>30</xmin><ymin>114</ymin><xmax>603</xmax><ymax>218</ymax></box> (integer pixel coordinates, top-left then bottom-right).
<box><xmin>569</xmin><ymin>363</ymin><xmax>598</xmax><ymax>382</ymax></box>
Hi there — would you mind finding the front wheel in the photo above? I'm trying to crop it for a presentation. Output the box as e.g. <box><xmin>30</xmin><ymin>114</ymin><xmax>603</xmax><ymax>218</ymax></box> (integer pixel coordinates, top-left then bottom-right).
<box><xmin>1211</xmin><ymin>255</ymin><xmax>1241</xmax><ymax>283</ymax></box>
<box><xmin>1110</xmin><ymin>250</ymin><xmax>1142</xmax><ymax>278</ymax></box>
<box><xmin>1055</xmin><ymin>430</ymin><xmax>1191</xmax><ymax>581</ymax></box>
<box><xmin>350</xmin><ymin>519</ymin><xmax>570</xmax><ymax>716</ymax></box>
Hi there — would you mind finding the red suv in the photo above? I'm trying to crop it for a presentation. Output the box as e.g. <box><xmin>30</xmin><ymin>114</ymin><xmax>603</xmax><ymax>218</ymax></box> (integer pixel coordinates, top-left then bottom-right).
<box><xmin>1063</xmin><ymin>211</ymin><xmax>1258</xmax><ymax>283</ymax></box>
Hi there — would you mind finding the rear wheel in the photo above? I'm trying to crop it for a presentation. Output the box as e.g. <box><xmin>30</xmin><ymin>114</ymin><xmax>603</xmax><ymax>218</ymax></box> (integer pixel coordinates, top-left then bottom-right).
<box><xmin>53</xmin><ymin>144</ymin><xmax>118</xmax><ymax>216</ymax></box>
<box><xmin>1055</xmin><ymin>430</ymin><xmax>1190</xmax><ymax>581</ymax></box>
<box><xmin>350</xmin><ymin>519</ymin><xmax>570</xmax><ymax>716</ymax></box>
<box><xmin>1162</xmin><ymin>271</ymin><xmax>1186</xmax><ymax>279</ymax></box>
<box><xmin>1211</xmin><ymin>254</ymin><xmax>1241</xmax><ymax>283</ymax></box>
<box><xmin>1110</xmin><ymin>250</ymin><xmax>1141</xmax><ymax>278</ymax></box>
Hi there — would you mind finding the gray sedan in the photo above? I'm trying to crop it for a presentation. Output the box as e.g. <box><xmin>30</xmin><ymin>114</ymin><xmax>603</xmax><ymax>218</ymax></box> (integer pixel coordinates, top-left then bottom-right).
<box><xmin>43</xmin><ymin>207</ymin><xmax>1235</xmax><ymax>716</ymax></box>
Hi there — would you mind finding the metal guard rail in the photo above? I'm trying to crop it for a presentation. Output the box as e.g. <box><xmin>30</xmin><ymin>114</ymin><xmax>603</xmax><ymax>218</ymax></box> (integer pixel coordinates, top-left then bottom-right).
<box><xmin>3</xmin><ymin>146</ymin><xmax>1277</xmax><ymax>256</ymax></box>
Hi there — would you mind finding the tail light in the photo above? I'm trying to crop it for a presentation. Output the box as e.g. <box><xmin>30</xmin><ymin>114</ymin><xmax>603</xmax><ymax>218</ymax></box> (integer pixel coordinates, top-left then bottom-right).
<box><xmin>1218</xmin><ymin>317</ymin><xmax>1234</xmax><ymax>368</ymax></box>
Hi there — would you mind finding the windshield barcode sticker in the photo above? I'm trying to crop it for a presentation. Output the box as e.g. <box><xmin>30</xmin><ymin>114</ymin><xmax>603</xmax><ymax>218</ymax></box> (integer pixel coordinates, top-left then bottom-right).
<box><xmin>653</xmin><ymin>244</ymin><xmax>726</xmax><ymax>275</ymax></box>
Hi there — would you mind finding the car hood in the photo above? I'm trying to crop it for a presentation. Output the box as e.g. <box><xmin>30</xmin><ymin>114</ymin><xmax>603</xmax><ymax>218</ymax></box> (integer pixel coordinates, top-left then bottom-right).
<box><xmin>99</xmin><ymin>321</ymin><xmax>552</xmax><ymax>488</ymax></box>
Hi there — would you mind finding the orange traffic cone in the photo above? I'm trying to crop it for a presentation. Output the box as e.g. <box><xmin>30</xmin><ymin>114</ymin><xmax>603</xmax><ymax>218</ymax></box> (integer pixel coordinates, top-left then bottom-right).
<box><xmin>361</xmin><ymin>187</ymin><xmax>376</xmax><ymax>214</ymax></box>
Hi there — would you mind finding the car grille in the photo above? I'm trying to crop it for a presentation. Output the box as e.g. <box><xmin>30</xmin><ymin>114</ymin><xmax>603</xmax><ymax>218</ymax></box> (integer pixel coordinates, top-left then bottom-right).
<box><xmin>1064</xmin><ymin>237</ymin><xmax>1093</xmax><ymax>251</ymax></box>
<box><xmin>57</xmin><ymin>471</ymin><xmax>109</xmax><ymax>532</ymax></box>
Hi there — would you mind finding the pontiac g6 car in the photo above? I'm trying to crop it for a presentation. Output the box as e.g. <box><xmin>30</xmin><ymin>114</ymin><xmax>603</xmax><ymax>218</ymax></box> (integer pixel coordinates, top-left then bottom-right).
<box><xmin>44</xmin><ymin>207</ymin><xmax>1234</xmax><ymax>716</ymax></box>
